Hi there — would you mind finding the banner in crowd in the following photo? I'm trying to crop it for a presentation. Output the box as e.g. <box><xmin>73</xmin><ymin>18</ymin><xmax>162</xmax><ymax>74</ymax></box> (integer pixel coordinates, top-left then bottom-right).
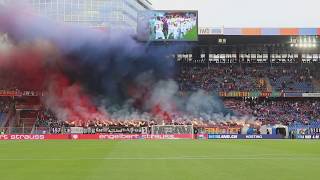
<box><xmin>283</xmin><ymin>92</ymin><xmax>303</xmax><ymax>97</ymax></box>
<box><xmin>218</xmin><ymin>91</ymin><xmax>320</xmax><ymax>98</ymax></box>
<box><xmin>95</xmin><ymin>127</ymin><xmax>147</xmax><ymax>134</ymax></box>
<box><xmin>151</xmin><ymin>125</ymin><xmax>193</xmax><ymax>135</ymax></box>
<box><xmin>207</xmin><ymin>134</ymin><xmax>284</xmax><ymax>139</ymax></box>
<box><xmin>70</xmin><ymin>127</ymin><xmax>84</xmax><ymax>134</ymax></box>
<box><xmin>302</xmin><ymin>93</ymin><xmax>320</xmax><ymax>97</ymax></box>
<box><xmin>218</xmin><ymin>91</ymin><xmax>282</xmax><ymax>97</ymax></box>
<box><xmin>0</xmin><ymin>90</ymin><xmax>18</xmax><ymax>97</ymax></box>
<box><xmin>204</xmin><ymin>127</ymin><xmax>240</xmax><ymax>134</ymax></box>
<box><xmin>0</xmin><ymin>90</ymin><xmax>43</xmax><ymax>97</ymax></box>
<box><xmin>69</xmin><ymin>127</ymin><xmax>148</xmax><ymax>134</ymax></box>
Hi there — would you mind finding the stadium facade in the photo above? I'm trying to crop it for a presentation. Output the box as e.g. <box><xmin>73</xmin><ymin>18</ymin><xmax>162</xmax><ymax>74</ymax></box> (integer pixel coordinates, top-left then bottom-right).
<box><xmin>0</xmin><ymin>0</ymin><xmax>8</xmax><ymax>5</ymax></box>
<box><xmin>173</xmin><ymin>33</ymin><xmax>320</xmax><ymax>96</ymax></box>
<box><xmin>27</xmin><ymin>0</ymin><xmax>152</xmax><ymax>32</ymax></box>
<box><xmin>176</xmin><ymin>35</ymin><xmax>319</xmax><ymax>64</ymax></box>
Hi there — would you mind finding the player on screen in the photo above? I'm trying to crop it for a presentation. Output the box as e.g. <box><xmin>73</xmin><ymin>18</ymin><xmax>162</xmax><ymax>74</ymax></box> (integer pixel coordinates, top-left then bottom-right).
<box><xmin>162</xmin><ymin>16</ymin><xmax>169</xmax><ymax>39</ymax></box>
<box><xmin>167</xmin><ymin>17</ymin><xmax>172</xmax><ymax>39</ymax></box>
<box><xmin>149</xmin><ymin>17</ymin><xmax>156</xmax><ymax>40</ymax></box>
<box><xmin>167</xmin><ymin>15</ymin><xmax>176</xmax><ymax>39</ymax></box>
<box><xmin>173</xmin><ymin>23</ymin><xmax>181</xmax><ymax>39</ymax></box>
<box><xmin>175</xmin><ymin>15</ymin><xmax>182</xmax><ymax>38</ymax></box>
<box><xmin>181</xmin><ymin>19</ymin><xmax>187</xmax><ymax>38</ymax></box>
<box><xmin>187</xmin><ymin>19</ymin><xmax>192</xmax><ymax>31</ymax></box>
<box><xmin>155</xmin><ymin>16</ymin><xmax>164</xmax><ymax>39</ymax></box>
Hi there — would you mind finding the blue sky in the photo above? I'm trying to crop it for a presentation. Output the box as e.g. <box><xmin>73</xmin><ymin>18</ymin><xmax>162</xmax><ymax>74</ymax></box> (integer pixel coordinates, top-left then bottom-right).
<box><xmin>150</xmin><ymin>0</ymin><xmax>320</xmax><ymax>28</ymax></box>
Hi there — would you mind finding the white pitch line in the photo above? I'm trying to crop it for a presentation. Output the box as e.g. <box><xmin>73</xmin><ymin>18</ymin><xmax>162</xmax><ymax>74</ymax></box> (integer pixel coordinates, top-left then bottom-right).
<box><xmin>103</xmin><ymin>154</ymin><xmax>308</xmax><ymax>157</ymax></box>
<box><xmin>0</xmin><ymin>156</ymin><xmax>320</xmax><ymax>161</ymax></box>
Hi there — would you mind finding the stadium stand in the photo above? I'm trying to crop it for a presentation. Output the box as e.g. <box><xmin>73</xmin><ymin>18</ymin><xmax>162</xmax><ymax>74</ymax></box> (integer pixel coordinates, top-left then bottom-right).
<box><xmin>0</xmin><ymin>98</ymin><xmax>11</xmax><ymax>126</ymax></box>
<box><xmin>223</xmin><ymin>98</ymin><xmax>320</xmax><ymax>125</ymax></box>
<box><xmin>177</xmin><ymin>64</ymin><xmax>317</xmax><ymax>93</ymax></box>
<box><xmin>0</xmin><ymin>62</ymin><xmax>318</xmax><ymax>135</ymax></box>
<box><xmin>268</xmin><ymin>65</ymin><xmax>314</xmax><ymax>92</ymax></box>
<box><xmin>177</xmin><ymin>65</ymin><xmax>267</xmax><ymax>92</ymax></box>
<box><xmin>29</xmin><ymin>97</ymin><xmax>320</xmax><ymax>134</ymax></box>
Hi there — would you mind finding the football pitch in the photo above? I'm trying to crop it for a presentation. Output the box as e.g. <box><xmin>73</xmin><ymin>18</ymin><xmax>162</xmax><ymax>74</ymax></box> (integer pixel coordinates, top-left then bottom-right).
<box><xmin>0</xmin><ymin>140</ymin><xmax>319</xmax><ymax>180</ymax></box>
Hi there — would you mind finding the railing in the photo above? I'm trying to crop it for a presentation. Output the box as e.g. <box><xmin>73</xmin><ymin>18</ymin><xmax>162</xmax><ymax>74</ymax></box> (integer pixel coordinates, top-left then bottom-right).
<box><xmin>0</xmin><ymin>127</ymin><xmax>51</xmax><ymax>135</ymax></box>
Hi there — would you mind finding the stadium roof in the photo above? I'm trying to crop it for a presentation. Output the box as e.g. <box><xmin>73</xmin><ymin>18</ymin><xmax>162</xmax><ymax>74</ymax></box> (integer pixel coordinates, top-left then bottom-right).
<box><xmin>198</xmin><ymin>27</ymin><xmax>320</xmax><ymax>36</ymax></box>
<box><xmin>151</xmin><ymin>0</ymin><xmax>320</xmax><ymax>35</ymax></box>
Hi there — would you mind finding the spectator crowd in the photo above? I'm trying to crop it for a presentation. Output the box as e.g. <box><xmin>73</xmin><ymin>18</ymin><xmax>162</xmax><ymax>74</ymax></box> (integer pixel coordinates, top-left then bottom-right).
<box><xmin>1</xmin><ymin>64</ymin><xmax>320</xmax><ymax>134</ymax></box>
<box><xmin>177</xmin><ymin>64</ymin><xmax>316</xmax><ymax>92</ymax></box>
<box><xmin>224</xmin><ymin>98</ymin><xmax>320</xmax><ymax>126</ymax></box>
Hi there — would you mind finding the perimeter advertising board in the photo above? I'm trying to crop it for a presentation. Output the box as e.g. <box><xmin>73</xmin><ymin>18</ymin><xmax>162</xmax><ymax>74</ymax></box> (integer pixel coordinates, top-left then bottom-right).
<box><xmin>0</xmin><ymin>134</ymin><xmax>194</xmax><ymax>140</ymax></box>
<box><xmin>296</xmin><ymin>135</ymin><xmax>320</xmax><ymax>139</ymax></box>
<box><xmin>208</xmin><ymin>134</ymin><xmax>284</xmax><ymax>139</ymax></box>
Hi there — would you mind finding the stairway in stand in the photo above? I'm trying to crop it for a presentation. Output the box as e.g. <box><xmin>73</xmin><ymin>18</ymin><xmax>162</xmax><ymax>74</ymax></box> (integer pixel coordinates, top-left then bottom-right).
<box><xmin>264</xmin><ymin>77</ymin><xmax>273</xmax><ymax>92</ymax></box>
<box><xmin>311</xmin><ymin>79</ymin><xmax>320</xmax><ymax>92</ymax></box>
<box><xmin>20</xmin><ymin>118</ymin><xmax>37</xmax><ymax>134</ymax></box>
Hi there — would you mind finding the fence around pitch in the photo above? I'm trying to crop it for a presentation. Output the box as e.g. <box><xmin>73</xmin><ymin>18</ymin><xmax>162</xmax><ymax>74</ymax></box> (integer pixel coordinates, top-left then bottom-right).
<box><xmin>0</xmin><ymin>127</ymin><xmax>51</xmax><ymax>135</ymax></box>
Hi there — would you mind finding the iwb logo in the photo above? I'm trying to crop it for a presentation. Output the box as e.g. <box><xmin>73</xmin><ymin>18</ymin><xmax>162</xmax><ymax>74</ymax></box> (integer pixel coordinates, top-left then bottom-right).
<box><xmin>71</xmin><ymin>134</ymin><xmax>79</xmax><ymax>140</ymax></box>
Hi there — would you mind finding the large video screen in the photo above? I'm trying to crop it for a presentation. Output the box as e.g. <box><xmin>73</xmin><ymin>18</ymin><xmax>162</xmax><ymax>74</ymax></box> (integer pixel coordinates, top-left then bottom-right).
<box><xmin>138</xmin><ymin>11</ymin><xmax>198</xmax><ymax>41</ymax></box>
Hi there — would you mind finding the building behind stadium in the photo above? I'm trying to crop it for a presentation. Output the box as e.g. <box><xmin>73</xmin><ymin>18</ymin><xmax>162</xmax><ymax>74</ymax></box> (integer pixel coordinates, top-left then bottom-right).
<box><xmin>23</xmin><ymin>0</ymin><xmax>152</xmax><ymax>33</ymax></box>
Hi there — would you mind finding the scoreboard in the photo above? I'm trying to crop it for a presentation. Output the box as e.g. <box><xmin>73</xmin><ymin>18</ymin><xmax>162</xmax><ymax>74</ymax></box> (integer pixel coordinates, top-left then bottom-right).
<box><xmin>138</xmin><ymin>10</ymin><xmax>198</xmax><ymax>41</ymax></box>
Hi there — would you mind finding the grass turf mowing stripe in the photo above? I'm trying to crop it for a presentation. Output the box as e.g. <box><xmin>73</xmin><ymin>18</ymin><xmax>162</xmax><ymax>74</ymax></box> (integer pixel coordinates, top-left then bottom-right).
<box><xmin>1</xmin><ymin>140</ymin><xmax>320</xmax><ymax>180</ymax></box>
<box><xmin>1</xmin><ymin>156</ymin><xmax>320</xmax><ymax>161</ymax></box>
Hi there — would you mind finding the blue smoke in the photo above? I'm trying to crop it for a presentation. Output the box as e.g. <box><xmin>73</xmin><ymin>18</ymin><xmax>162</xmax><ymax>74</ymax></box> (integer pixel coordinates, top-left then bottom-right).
<box><xmin>0</xmin><ymin>3</ymin><xmax>178</xmax><ymax>108</ymax></box>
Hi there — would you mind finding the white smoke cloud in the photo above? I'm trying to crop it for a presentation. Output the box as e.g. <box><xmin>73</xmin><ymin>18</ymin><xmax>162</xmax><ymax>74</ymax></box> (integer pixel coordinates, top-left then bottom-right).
<box><xmin>0</xmin><ymin>33</ymin><xmax>11</xmax><ymax>52</ymax></box>
<box><xmin>148</xmin><ymin>79</ymin><xmax>179</xmax><ymax>112</ymax></box>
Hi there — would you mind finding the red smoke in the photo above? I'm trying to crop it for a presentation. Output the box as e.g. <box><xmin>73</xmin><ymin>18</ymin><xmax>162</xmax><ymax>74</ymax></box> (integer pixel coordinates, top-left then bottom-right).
<box><xmin>46</xmin><ymin>73</ymin><xmax>108</xmax><ymax>125</ymax></box>
<box><xmin>0</xmin><ymin>3</ymin><xmax>110</xmax><ymax>124</ymax></box>
<box><xmin>0</xmin><ymin>41</ymin><xmax>176</xmax><ymax>124</ymax></box>
<box><xmin>0</xmin><ymin>45</ymin><xmax>47</xmax><ymax>90</ymax></box>
<box><xmin>151</xmin><ymin>104</ymin><xmax>173</xmax><ymax>123</ymax></box>
<box><xmin>0</xmin><ymin>43</ymin><xmax>107</xmax><ymax>124</ymax></box>
<box><xmin>127</xmin><ymin>82</ymin><xmax>176</xmax><ymax>123</ymax></box>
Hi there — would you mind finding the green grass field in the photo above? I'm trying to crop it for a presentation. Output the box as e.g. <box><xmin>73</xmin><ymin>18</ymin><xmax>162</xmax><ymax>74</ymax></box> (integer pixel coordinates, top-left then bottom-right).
<box><xmin>0</xmin><ymin>140</ymin><xmax>319</xmax><ymax>180</ymax></box>
<box><xmin>184</xmin><ymin>27</ymin><xmax>198</xmax><ymax>41</ymax></box>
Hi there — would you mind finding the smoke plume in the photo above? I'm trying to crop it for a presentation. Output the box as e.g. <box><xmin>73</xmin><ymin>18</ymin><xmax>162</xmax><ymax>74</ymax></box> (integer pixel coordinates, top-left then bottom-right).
<box><xmin>0</xmin><ymin>2</ymin><xmax>232</xmax><ymax>124</ymax></box>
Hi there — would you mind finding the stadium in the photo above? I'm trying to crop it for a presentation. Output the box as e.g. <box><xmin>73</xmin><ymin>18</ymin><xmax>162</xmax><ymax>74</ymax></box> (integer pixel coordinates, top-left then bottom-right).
<box><xmin>0</xmin><ymin>0</ymin><xmax>320</xmax><ymax>180</ymax></box>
